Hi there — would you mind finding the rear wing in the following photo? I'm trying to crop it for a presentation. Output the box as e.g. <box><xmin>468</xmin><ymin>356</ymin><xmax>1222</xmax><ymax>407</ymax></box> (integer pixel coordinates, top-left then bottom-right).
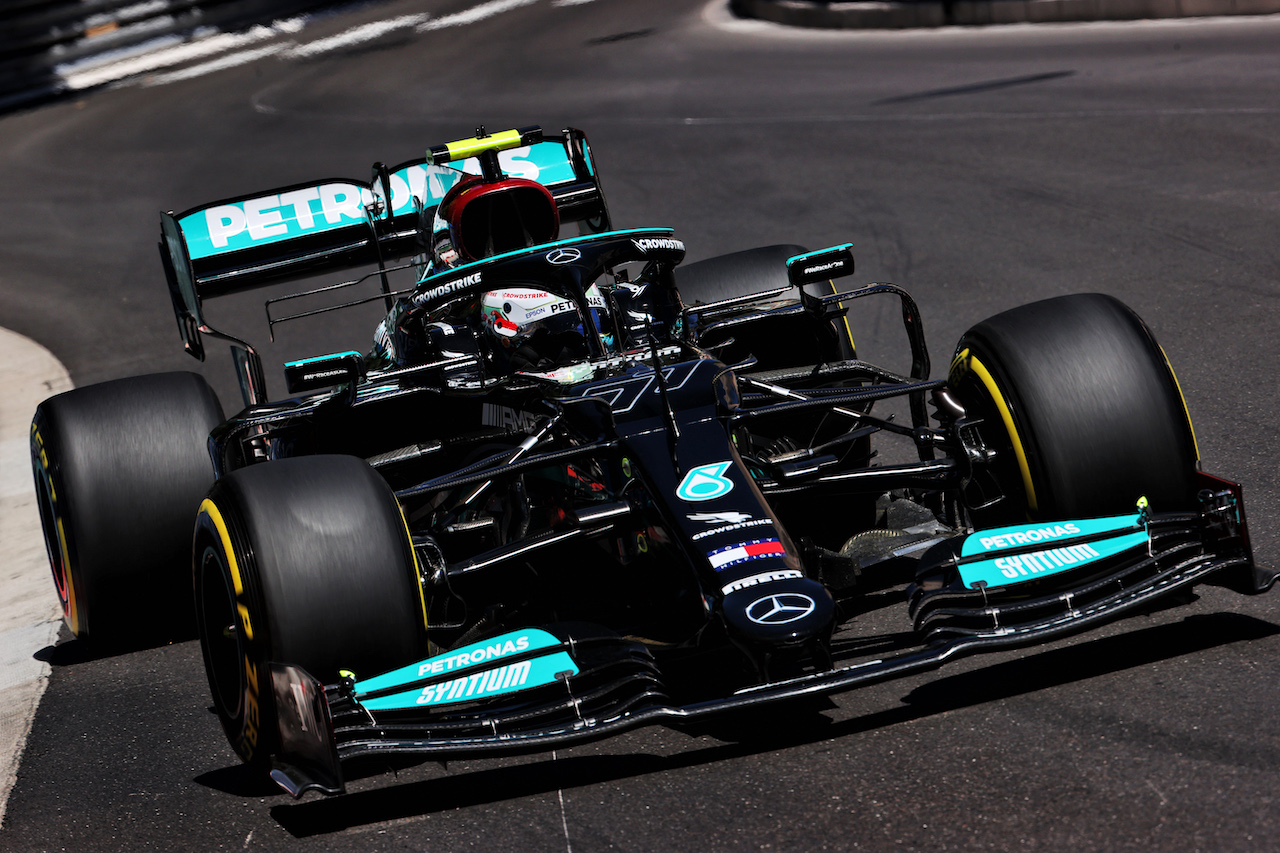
<box><xmin>160</xmin><ymin>126</ymin><xmax>610</xmax><ymax>360</ymax></box>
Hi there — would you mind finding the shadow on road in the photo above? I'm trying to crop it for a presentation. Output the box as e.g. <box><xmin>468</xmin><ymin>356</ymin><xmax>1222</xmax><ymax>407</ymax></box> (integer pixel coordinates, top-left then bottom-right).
<box><xmin>872</xmin><ymin>70</ymin><xmax>1076</xmax><ymax>106</ymax></box>
<box><xmin>34</xmin><ymin>625</ymin><xmax>196</xmax><ymax>666</ymax></box>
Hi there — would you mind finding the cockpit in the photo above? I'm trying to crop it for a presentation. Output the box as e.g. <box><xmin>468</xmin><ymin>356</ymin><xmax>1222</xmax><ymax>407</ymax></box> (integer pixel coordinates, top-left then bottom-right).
<box><xmin>369</xmin><ymin>138</ymin><xmax>685</xmax><ymax>385</ymax></box>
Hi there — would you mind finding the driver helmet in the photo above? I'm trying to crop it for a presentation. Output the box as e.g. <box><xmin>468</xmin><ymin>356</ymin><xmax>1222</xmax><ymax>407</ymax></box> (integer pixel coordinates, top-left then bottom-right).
<box><xmin>431</xmin><ymin>175</ymin><xmax>559</xmax><ymax>269</ymax></box>
<box><xmin>481</xmin><ymin>285</ymin><xmax>613</xmax><ymax>370</ymax></box>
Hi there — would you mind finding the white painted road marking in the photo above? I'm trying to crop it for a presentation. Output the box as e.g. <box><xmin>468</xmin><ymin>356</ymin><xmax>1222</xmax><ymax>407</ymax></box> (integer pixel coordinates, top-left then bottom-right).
<box><xmin>44</xmin><ymin>0</ymin><xmax>575</xmax><ymax>98</ymax></box>
<box><xmin>418</xmin><ymin>0</ymin><xmax>539</xmax><ymax>30</ymax></box>
<box><xmin>0</xmin><ymin>327</ymin><xmax>72</xmax><ymax>829</ymax></box>
<box><xmin>285</xmin><ymin>14</ymin><xmax>428</xmax><ymax>58</ymax></box>
<box><xmin>61</xmin><ymin>20</ymin><xmax>305</xmax><ymax>92</ymax></box>
<box><xmin>21</xmin><ymin>0</ymin><xmax>1280</xmax><ymax>104</ymax></box>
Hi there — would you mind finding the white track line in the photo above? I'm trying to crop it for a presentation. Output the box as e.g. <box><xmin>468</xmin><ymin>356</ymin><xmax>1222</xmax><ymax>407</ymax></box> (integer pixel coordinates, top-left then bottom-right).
<box><xmin>59</xmin><ymin>20</ymin><xmax>303</xmax><ymax>91</ymax></box>
<box><xmin>0</xmin><ymin>328</ymin><xmax>72</xmax><ymax>829</ymax></box>
<box><xmin>56</xmin><ymin>0</ymin><xmax>560</xmax><ymax>95</ymax></box>
<box><xmin>418</xmin><ymin>0</ymin><xmax>539</xmax><ymax>31</ymax></box>
<box><xmin>142</xmin><ymin>43</ymin><xmax>293</xmax><ymax>86</ymax></box>
<box><xmin>285</xmin><ymin>14</ymin><xmax>428</xmax><ymax>58</ymax></box>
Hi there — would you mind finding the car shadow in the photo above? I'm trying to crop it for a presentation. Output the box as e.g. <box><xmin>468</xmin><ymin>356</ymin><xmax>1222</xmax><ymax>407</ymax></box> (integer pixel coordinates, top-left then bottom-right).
<box><xmin>193</xmin><ymin>764</ymin><xmax>283</xmax><ymax>798</ymax></box>
<box><xmin>34</xmin><ymin>626</ymin><xmax>197</xmax><ymax>666</ymax></box>
<box><xmin>267</xmin><ymin>610</ymin><xmax>1279</xmax><ymax>838</ymax></box>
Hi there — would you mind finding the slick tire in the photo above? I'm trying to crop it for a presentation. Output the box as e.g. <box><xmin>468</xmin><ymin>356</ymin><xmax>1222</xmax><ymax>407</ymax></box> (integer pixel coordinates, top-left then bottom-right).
<box><xmin>194</xmin><ymin>455</ymin><xmax>427</xmax><ymax>766</ymax></box>
<box><xmin>952</xmin><ymin>293</ymin><xmax>1199</xmax><ymax>524</ymax></box>
<box><xmin>30</xmin><ymin>372</ymin><xmax>223</xmax><ymax>647</ymax></box>
<box><xmin>676</xmin><ymin>244</ymin><xmax>856</xmax><ymax>365</ymax></box>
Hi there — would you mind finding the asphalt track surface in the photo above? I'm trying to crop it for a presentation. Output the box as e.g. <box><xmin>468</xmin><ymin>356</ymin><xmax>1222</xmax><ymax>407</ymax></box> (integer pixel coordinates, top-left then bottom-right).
<box><xmin>2</xmin><ymin>2</ymin><xmax>1280</xmax><ymax>850</ymax></box>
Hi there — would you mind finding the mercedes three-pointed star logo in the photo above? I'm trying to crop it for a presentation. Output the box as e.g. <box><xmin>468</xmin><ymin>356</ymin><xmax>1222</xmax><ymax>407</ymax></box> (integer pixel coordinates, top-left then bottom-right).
<box><xmin>745</xmin><ymin>593</ymin><xmax>816</xmax><ymax>625</ymax></box>
<box><xmin>545</xmin><ymin>247</ymin><xmax>582</xmax><ymax>265</ymax></box>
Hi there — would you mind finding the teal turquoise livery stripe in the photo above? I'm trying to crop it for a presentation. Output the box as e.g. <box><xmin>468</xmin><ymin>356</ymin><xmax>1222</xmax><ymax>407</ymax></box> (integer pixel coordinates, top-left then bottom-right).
<box><xmin>353</xmin><ymin>628</ymin><xmax>577</xmax><ymax>712</ymax></box>
<box><xmin>359</xmin><ymin>651</ymin><xmax>579</xmax><ymax>711</ymax></box>
<box><xmin>284</xmin><ymin>351</ymin><xmax>362</xmax><ymax>368</ymax></box>
<box><xmin>959</xmin><ymin>513</ymin><xmax>1148</xmax><ymax>589</ymax></box>
<box><xmin>180</xmin><ymin>182</ymin><xmax>374</xmax><ymax>260</ymax></box>
<box><xmin>414</xmin><ymin>228</ymin><xmax>675</xmax><ymax>288</ymax></box>
<box><xmin>786</xmin><ymin>244</ymin><xmax>854</xmax><ymax>266</ymax></box>
<box><xmin>389</xmin><ymin>140</ymin><xmax>577</xmax><ymax>213</ymax></box>
<box><xmin>354</xmin><ymin>628</ymin><xmax>562</xmax><ymax>695</ymax></box>
<box><xmin>180</xmin><ymin>141</ymin><xmax>579</xmax><ymax>260</ymax></box>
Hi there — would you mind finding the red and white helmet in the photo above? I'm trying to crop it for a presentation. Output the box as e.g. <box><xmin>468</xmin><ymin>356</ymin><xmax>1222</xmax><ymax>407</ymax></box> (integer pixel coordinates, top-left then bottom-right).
<box><xmin>480</xmin><ymin>285</ymin><xmax>611</xmax><ymax>369</ymax></box>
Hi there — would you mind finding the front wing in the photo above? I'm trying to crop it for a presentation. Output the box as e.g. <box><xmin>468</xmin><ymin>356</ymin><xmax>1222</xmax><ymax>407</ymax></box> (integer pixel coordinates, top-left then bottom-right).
<box><xmin>268</xmin><ymin>477</ymin><xmax>1273</xmax><ymax>798</ymax></box>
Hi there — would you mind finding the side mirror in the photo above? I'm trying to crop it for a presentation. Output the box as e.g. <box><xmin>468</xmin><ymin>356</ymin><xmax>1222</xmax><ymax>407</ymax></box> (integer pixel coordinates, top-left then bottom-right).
<box><xmin>284</xmin><ymin>351</ymin><xmax>365</xmax><ymax>395</ymax></box>
<box><xmin>786</xmin><ymin>244</ymin><xmax>855</xmax><ymax>289</ymax></box>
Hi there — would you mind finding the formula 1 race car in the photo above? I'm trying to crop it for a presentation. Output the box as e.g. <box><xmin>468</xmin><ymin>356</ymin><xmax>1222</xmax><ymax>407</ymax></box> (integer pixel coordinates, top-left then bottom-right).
<box><xmin>30</xmin><ymin>125</ymin><xmax>1275</xmax><ymax>798</ymax></box>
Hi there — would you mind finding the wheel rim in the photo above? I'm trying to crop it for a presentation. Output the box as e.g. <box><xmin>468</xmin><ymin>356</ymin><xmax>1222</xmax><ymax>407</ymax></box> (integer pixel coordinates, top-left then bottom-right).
<box><xmin>950</xmin><ymin>350</ymin><xmax>1032</xmax><ymax>524</ymax></box>
<box><xmin>198</xmin><ymin>544</ymin><xmax>244</xmax><ymax>720</ymax></box>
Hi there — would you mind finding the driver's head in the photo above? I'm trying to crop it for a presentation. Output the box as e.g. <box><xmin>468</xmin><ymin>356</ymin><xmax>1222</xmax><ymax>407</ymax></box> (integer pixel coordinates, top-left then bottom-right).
<box><xmin>481</xmin><ymin>285</ymin><xmax>612</xmax><ymax>370</ymax></box>
<box><xmin>434</xmin><ymin>176</ymin><xmax>559</xmax><ymax>267</ymax></box>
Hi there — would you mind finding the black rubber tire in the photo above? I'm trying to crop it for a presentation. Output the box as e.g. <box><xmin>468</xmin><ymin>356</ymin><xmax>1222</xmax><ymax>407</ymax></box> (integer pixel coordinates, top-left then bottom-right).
<box><xmin>193</xmin><ymin>455</ymin><xmax>427</xmax><ymax>766</ymax></box>
<box><xmin>676</xmin><ymin>244</ymin><xmax>856</xmax><ymax>364</ymax></box>
<box><xmin>951</xmin><ymin>293</ymin><xmax>1199</xmax><ymax>523</ymax></box>
<box><xmin>30</xmin><ymin>372</ymin><xmax>223</xmax><ymax>646</ymax></box>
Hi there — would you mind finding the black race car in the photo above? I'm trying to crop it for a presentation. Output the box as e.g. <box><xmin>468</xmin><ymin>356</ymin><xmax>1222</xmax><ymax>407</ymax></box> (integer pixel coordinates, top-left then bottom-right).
<box><xmin>30</xmin><ymin>125</ymin><xmax>1274</xmax><ymax>798</ymax></box>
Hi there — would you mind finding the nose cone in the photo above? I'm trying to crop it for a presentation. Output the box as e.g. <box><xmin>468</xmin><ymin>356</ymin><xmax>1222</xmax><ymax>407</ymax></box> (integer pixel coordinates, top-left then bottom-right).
<box><xmin>721</xmin><ymin>576</ymin><xmax>835</xmax><ymax>646</ymax></box>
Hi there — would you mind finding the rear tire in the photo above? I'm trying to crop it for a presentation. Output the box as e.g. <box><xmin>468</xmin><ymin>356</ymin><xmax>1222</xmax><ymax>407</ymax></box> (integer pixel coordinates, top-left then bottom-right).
<box><xmin>677</xmin><ymin>244</ymin><xmax>856</xmax><ymax>366</ymax></box>
<box><xmin>30</xmin><ymin>372</ymin><xmax>223</xmax><ymax>646</ymax></box>
<box><xmin>951</xmin><ymin>293</ymin><xmax>1198</xmax><ymax>524</ymax></box>
<box><xmin>194</xmin><ymin>455</ymin><xmax>427</xmax><ymax>766</ymax></box>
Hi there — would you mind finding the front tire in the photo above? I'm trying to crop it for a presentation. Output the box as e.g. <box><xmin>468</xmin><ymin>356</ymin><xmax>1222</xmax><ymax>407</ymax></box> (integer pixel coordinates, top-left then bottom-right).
<box><xmin>30</xmin><ymin>372</ymin><xmax>223</xmax><ymax>646</ymax></box>
<box><xmin>951</xmin><ymin>293</ymin><xmax>1198</xmax><ymax>524</ymax></box>
<box><xmin>194</xmin><ymin>455</ymin><xmax>427</xmax><ymax>766</ymax></box>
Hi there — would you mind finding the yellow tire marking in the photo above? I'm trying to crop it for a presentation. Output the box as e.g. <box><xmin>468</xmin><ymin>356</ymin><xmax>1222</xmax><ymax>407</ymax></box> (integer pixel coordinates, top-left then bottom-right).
<box><xmin>236</xmin><ymin>604</ymin><xmax>254</xmax><ymax>641</ymax></box>
<box><xmin>397</xmin><ymin>503</ymin><xmax>430</xmax><ymax>633</ymax></box>
<box><xmin>198</xmin><ymin>498</ymin><xmax>260</xmax><ymax>758</ymax></box>
<box><xmin>966</xmin><ymin>353</ymin><xmax>1040</xmax><ymax>513</ymax></box>
<box><xmin>54</xmin><ymin>517</ymin><xmax>78</xmax><ymax>631</ymax></box>
<box><xmin>1158</xmin><ymin>345</ymin><xmax>1201</xmax><ymax>463</ymax></box>
<box><xmin>825</xmin><ymin>279</ymin><xmax>856</xmax><ymax>354</ymax></box>
<box><xmin>200</xmin><ymin>499</ymin><xmax>242</xmax><ymax>594</ymax></box>
<box><xmin>34</xmin><ymin>425</ymin><xmax>81</xmax><ymax>634</ymax></box>
<box><xmin>199</xmin><ymin>498</ymin><xmax>252</xmax><ymax>640</ymax></box>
